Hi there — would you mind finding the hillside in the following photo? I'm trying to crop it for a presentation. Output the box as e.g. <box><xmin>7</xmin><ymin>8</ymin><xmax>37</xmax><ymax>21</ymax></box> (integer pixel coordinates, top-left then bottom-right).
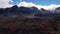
<box><xmin>0</xmin><ymin>5</ymin><xmax>60</xmax><ymax>34</ymax></box>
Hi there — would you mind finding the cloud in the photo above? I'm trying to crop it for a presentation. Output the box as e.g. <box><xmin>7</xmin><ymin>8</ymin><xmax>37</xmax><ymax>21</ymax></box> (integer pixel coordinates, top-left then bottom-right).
<box><xmin>41</xmin><ymin>4</ymin><xmax>60</xmax><ymax>10</ymax></box>
<box><xmin>0</xmin><ymin>0</ymin><xmax>13</xmax><ymax>8</ymax></box>
<box><xmin>10</xmin><ymin>0</ymin><xmax>14</xmax><ymax>3</ymax></box>
<box><xmin>17</xmin><ymin>1</ymin><xmax>35</xmax><ymax>7</ymax></box>
<box><xmin>17</xmin><ymin>1</ymin><xmax>60</xmax><ymax>10</ymax></box>
<box><xmin>0</xmin><ymin>0</ymin><xmax>60</xmax><ymax>10</ymax></box>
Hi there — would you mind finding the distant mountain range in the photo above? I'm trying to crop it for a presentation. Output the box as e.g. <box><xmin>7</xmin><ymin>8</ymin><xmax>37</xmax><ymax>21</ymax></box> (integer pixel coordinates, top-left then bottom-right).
<box><xmin>0</xmin><ymin>5</ymin><xmax>60</xmax><ymax>19</ymax></box>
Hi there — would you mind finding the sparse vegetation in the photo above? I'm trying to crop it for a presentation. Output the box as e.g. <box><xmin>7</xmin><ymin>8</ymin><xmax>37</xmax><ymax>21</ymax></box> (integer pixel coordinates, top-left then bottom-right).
<box><xmin>0</xmin><ymin>16</ymin><xmax>60</xmax><ymax>34</ymax></box>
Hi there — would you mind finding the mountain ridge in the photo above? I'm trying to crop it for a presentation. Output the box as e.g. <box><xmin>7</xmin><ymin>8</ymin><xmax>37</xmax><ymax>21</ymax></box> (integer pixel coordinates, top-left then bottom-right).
<box><xmin>0</xmin><ymin>5</ymin><xmax>60</xmax><ymax>18</ymax></box>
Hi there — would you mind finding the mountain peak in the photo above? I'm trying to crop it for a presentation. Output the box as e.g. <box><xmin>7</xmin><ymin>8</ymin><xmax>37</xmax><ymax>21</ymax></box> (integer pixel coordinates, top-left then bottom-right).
<box><xmin>12</xmin><ymin>5</ymin><xmax>18</xmax><ymax>8</ymax></box>
<box><xmin>56</xmin><ymin>7</ymin><xmax>60</xmax><ymax>10</ymax></box>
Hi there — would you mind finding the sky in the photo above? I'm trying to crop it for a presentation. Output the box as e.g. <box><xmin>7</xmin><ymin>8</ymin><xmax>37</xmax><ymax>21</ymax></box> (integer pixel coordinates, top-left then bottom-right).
<box><xmin>9</xmin><ymin>0</ymin><xmax>60</xmax><ymax>5</ymax></box>
<box><xmin>0</xmin><ymin>0</ymin><xmax>60</xmax><ymax>10</ymax></box>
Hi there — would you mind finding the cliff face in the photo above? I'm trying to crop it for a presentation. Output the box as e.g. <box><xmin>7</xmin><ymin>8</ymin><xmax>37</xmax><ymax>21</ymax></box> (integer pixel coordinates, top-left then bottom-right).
<box><xmin>0</xmin><ymin>5</ymin><xmax>60</xmax><ymax>34</ymax></box>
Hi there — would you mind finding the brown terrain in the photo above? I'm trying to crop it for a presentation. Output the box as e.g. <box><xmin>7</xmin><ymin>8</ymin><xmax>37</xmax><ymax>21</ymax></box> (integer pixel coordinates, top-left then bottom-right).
<box><xmin>0</xmin><ymin>16</ymin><xmax>60</xmax><ymax>34</ymax></box>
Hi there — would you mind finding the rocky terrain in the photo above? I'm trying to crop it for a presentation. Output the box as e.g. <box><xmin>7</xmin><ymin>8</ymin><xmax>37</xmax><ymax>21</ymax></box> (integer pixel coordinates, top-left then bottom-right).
<box><xmin>0</xmin><ymin>16</ymin><xmax>60</xmax><ymax>34</ymax></box>
<box><xmin>0</xmin><ymin>5</ymin><xmax>60</xmax><ymax>34</ymax></box>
